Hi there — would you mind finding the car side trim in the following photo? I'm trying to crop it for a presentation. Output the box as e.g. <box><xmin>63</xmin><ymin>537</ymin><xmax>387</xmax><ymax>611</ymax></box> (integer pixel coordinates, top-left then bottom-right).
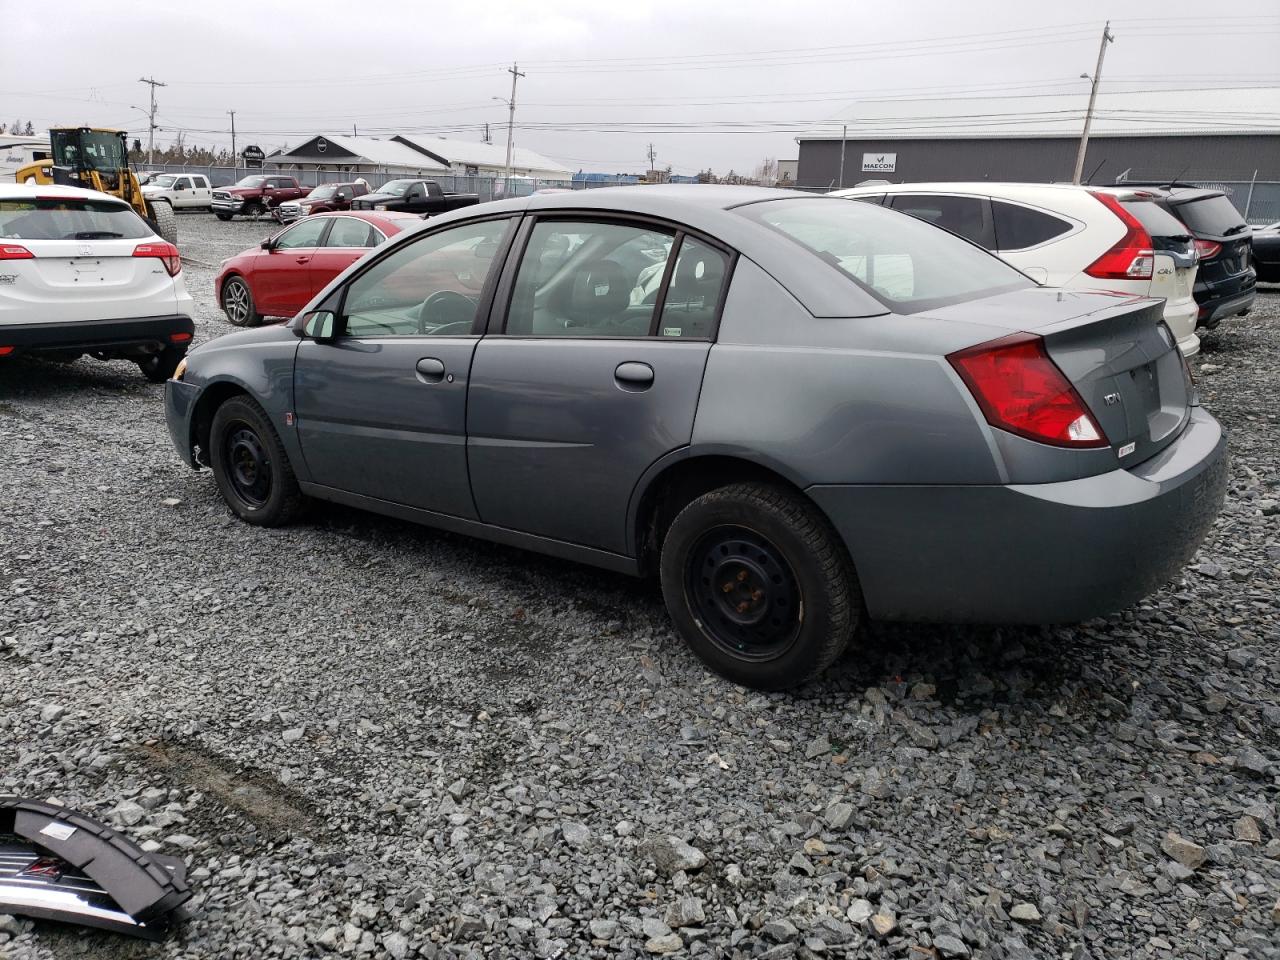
<box><xmin>298</xmin><ymin>481</ymin><xmax>643</xmax><ymax>576</ymax></box>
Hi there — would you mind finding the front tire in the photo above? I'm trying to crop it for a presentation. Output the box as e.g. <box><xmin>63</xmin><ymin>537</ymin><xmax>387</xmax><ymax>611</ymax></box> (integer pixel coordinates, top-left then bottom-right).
<box><xmin>659</xmin><ymin>483</ymin><xmax>859</xmax><ymax>690</ymax></box>
<box><xmin>146</xmin><ymin>200</ymin><xmax>178</xmax><ymax>245</ymax></box>
<box><xmin>209</xmin><ymin>397</ymin><xmax>303</xmax><ymax>526</ymax></box>
<box><xmin>221</xmin><ymin>276</ymin><xmax>262</xmax><ymax>327</ymax></box>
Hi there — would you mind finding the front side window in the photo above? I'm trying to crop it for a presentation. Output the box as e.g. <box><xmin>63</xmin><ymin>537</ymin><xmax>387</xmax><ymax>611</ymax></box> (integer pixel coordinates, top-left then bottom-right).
<box><xmin>505</xmin><ymin>220</ymin><xmax>675</xmax><ymax>337</ymax></box>
<box><xmin>744</xmin><ymin>197</ymin><xmax>1031</xmax><ymax>313</ymax></box>
<box><xmin>890</xmin><ymin>194</ymin><xmax>993</xmax><ymax>248</ymax></box>
<box><xmin>273</xmin><ymin>218</ymin><xmax>328</xmax><ymax>249</ymax></box>
<box><xmin>342</xmin><ymin>218</ymin><xmax>511</xmax><ymax>337</ymax></box>
<box><xmin>991</xmin><ymin>200</ymin><xmax>1074</xmax><ymax>251</ymax></box>
<box><xmin>0</xmin><ymin>198</ymin><xmax>151</xmax><ymax>240</ymax></box>
<box><xmin>325</xmin><ymin>217</ymin><xmax>377</xmax><ymax>248</ymax></box>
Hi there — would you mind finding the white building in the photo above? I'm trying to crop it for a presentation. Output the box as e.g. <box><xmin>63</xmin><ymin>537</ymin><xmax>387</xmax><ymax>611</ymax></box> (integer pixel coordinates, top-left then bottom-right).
<box><xmin>270</xmin><ymin>136</ymin><xmax>452</xmax><ymax>176</ymax></box>
<box><xmin>392</xmin><ymin>135</ymin><xmax>572</xmax><ymax>181</ymax></box>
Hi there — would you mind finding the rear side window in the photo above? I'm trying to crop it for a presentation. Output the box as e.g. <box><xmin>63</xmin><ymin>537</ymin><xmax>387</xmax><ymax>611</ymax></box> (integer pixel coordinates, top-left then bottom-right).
<box><xmin>746</xmin><ymin>198</ymin><xmax>1031</xmax><ymax>313</ymax></box>
<box><xmin>325</xmin><ymin>217</ymin><xmax>377</xmax><ymax>248</ymax></box>
<box><xmin>889</xmin><ymin>194</ymin><xmax>994</xmax><ymax>248</ymax></box>
<box><xmin>1175</xmin><ymin>195</ymin><xmax>1246</xmax><ymax>237</ymax></box>
<box><xmin>991</xmin><ymin>201</ymin><xmax>1073</xmax><ymax>250</ymax></box>
<box><xmin>0</xmin><ymin>197</ymin><xmax>152</xmax><ymax>240</ymax></box>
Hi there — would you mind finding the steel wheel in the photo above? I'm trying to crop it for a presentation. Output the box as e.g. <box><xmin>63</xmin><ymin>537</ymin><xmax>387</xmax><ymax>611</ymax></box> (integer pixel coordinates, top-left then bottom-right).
<box><xmin>684</xmin><ymin>524</ymin><xmax>803</xmax><ymax>662</ymax></box>
<box><xmin>222</xmin><ymin>278</ymin><xmax>253</xmax><ymax>326</ymax></box>
<box><xmin>222</xmin><ymin>424</ymin><xmax>273</xmax><ymax>509</ymax></box>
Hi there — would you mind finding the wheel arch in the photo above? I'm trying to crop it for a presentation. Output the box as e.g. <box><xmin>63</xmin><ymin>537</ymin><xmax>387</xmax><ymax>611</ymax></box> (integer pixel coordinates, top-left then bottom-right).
<box><xmin>629</xmin><ymin>449</ymin><xmax>827</xmax><ymax>577</ymax></box>
<box><xmin>191</xmin><ymin>379</ymin><xmax>254</xmax><ymax>467</ymax></box>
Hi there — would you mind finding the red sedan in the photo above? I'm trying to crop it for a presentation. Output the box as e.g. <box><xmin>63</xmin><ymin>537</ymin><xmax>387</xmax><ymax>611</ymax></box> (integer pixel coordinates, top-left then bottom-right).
<box><xmin>216</xmin><ymin>211</ymin><xmax>420</xmax><ymax>326</ymax></box>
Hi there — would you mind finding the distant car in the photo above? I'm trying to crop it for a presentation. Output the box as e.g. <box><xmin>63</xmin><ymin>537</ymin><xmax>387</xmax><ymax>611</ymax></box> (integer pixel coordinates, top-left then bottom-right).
<box><xmin>350</xmin><ymin>179</ymin><xmax>480</xmax><ymax>216</ymax></box>
<box><xmin>1247</xmin><ymin>221</ymin><xmax>1280</xmax><ymax>283</ymax></box>
<box><xmin>211</xmin><ymin>175</ymin><xmax>310</xmax><ymax>221</ymax></box>
<box><xmin>0</xmin><ymin>182</ymin><xmax>194</xmax><ymax>381</ymax></box>
<box><xmin>275</xmin><ymin>181</ymin><xmax>370</xmax><ymax>223</ymax></box>
<box><xmin>166</xmin><ymin>186</ymin><xmax>1226</xmax><ymax>690</ymax></box>
<box><xmin>142</xmin><ymin>173</ymin><xmax>214</xmax><ymax>211</ymax></box>
<box><xmin>832</xmin><ymin>182</ymin><xmax>1204</xmax><ymax>356</ymax></box>
<box><xmin>214</xmin><ymin>210</ymin><xmax>417</xmax><ymax>326</ymax></box>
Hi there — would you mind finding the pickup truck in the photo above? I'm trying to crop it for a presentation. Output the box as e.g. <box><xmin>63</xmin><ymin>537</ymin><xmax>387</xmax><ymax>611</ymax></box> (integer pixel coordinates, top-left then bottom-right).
<box><xmin>350</xmin><ymin>179</ymin><xmax>479</xmax><ymax>216</ymax></box>
<box><xmin>211</xmin><ymin>175</ymin><xmax>310</xmax><ymax>221</ymax></box>
<box><xmin>274</xmin><ymin>181</ymin><xmax>370</xmax><ymax>223</ymax></box>
<box><xmin>143</xmin><ymin>173</ymin><xmax>213</xmax><ymax>211</ymax></box>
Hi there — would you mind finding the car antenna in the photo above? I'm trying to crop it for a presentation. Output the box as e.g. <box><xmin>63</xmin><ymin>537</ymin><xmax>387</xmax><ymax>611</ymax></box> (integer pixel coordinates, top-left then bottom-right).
<box><xmin>1084</xmin><ymin>158</ymin><xmax>1106</xmax><ymax>185</ymax></box>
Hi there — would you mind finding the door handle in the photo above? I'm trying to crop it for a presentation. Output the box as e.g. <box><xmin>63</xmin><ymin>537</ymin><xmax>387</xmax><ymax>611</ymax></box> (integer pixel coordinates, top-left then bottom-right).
<box><xmin>416</xmin><ymin>357</ymin><xmax>446</xmax><ymax>383</ymax></box>
<box><xmin>614</xmin><ymin>361</ymin><xmax>654</xmax><ymax>390</ymax></box>
<box><xmin>295</xmin><ymin>256</ymin><xmax>311</xmax><ymax>264</ymax></box>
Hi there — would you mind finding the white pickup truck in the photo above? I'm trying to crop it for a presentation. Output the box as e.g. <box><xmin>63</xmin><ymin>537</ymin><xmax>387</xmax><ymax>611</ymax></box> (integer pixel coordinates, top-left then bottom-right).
<box><xmin>142</xmin><ymin>173</ymin><xmax>213</xmax><ymax>211</ymax></box>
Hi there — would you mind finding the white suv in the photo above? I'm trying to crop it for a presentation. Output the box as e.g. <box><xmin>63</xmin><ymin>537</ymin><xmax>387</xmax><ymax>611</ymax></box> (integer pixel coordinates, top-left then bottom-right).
<box><xmin>831</xmin><ymin>182</ymin><xmax>1202</xmax><ymax>356</ymax></box>
<box><xmin>142</xmin><ymin>173</ymin><xmax>213</xmax><ymax>210</ymax></box>
<box><xmin>0</xmin><ymin>183</ymin><xmax>195</xmax><ymax>381</ymax></box>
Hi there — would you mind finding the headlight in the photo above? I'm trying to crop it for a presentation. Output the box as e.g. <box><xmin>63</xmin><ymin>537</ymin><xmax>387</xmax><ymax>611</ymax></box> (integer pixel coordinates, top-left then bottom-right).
<box><xmin>172</xmin><ymin>357</ymin><xmax>188</xmax><ymax>381</ymax></box>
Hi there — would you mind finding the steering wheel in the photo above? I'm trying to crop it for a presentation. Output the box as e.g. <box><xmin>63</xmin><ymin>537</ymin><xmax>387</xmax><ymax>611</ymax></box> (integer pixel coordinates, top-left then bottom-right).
<box><xmin>417</xmin><ymin>290</ymin><xmax>476</xmax><ymax>334</ymax></box>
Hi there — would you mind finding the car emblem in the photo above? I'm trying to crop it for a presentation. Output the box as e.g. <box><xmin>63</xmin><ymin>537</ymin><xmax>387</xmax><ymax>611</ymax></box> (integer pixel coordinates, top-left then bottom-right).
<box><xmin>1104</xmin><ymin>392</ymin><xmax>1122</xmax><ymax>406</ymax></box>
<box><xmin>78</xmin><ymin>244</ymin><xmax>92</xmax><ymax>257</ymax></box>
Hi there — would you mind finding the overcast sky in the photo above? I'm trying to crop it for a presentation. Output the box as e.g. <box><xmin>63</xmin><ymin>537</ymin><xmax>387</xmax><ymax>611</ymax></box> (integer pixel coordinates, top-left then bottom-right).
<box><xmin>4</xmin><ymin>0</ymin><xmax>1278</xmax><ymax>176</ymax></box>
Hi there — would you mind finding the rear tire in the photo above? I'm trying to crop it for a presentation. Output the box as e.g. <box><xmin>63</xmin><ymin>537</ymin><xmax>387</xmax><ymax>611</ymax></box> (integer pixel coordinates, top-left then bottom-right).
<box><xmin>209</xmin><ymin>396</ymin><xmax>302</xmax><ymax>527</ymax></box>
<box><xmin>221</xmin><ymin>276</ymin><xmax>263</xmax><ymax>327</ymax></box>
<box><xmin>659</xmin><ymin>482</ymin><xmax>859</xmax><ymax>690</ymax></box>
<box><xmin>146</xmin><ymin>200</ymin><xmax>178</xmax><ymax>245</ymax></box>
<box><xmin>137</xmin><ymin>346</ymin><xmax>185</xmax><ymax>383</ymax></box>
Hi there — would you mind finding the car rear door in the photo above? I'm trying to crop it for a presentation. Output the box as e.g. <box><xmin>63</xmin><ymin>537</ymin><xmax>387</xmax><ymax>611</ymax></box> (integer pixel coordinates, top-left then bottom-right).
<box><xmin>309</xmin><ymin>216</ymin><xmax>381</xmax><ymax>291</ymax></box>
<box><xmin>888</xmin><ymin>193</ymin><xmax>996</xmax><ymax>249</ymax></box>
<box><xmin>253</xmin><ymin>216</ymin><xmax>328</xmax><ymax>316</ymax></box>
<box><xmin>192</xmin><ymin>175</ymin><xmax>212</xmax><ymax>207</ymax></box>
<box><xmin>466</xmin><ymin>217</ymin><xmax>732</xmax><ymax>555</ymax></box>
<box><xmin>0</xmin><ymin>195</ymin><xmax>178</xmax><ymax>327</ymax></box>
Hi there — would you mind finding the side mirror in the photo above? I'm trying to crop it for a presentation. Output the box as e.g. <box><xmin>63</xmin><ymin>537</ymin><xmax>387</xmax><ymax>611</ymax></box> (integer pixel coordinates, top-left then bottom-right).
<box><xmin>299</xmin><ymin>310</ymin><xmax>337</xmax><ymax>342</ymax></box>
<box><xmin>336</xmin><ymin>191</ymin><xmax>348</xmax><ymax>201</ymax></box>
<box><xmin>260</xmin><ymin>238</ymin><xmax>274</xmax><ymax>250</ymax></box>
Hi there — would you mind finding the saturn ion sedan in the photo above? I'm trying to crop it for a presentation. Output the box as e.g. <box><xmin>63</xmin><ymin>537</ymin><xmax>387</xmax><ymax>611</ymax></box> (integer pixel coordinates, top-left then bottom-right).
<box><xmin>164</xmin><ymin>186</ymin><xmax>1227</xmax><ymax>689</ymax></box>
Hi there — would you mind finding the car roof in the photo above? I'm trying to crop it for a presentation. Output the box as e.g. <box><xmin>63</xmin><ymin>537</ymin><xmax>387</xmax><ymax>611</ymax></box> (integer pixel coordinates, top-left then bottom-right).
<box><xmin>833</xmin><ymin>181</ymin><xmax>1169</xmax><ymax>201</ymax></box>
<box><xmin>0</xmin><ymin>182</ymin><xmax>130</xmax><ymax>204</ymax></box>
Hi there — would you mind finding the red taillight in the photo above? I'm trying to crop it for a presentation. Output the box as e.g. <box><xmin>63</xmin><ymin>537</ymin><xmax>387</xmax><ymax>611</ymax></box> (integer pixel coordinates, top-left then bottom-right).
<box><xmin>1085</xmin><ymin>192</ymin><xmax>1154</xmax><ymax>281</ymax></box>
<box><xmin>0</xmin><ymin>245</ymin><xmax>33</xmax><ymax>260</ymax></box>
<box><xmin>133</xmin><ymin>241</ymin><xmax>181</xmax><ymax>277</ymax></box>
<box><xmin>1194</xmin><ymin>238</ymin><xmax>1221</xmax><ymax>260</ymax></box>
<box><xmin>948</xmin><ymin>333</ymin><xmax>1109</xmax><ymax>449</ymax></box>
<box><xmin>169</xmin><ymin>331</ymin><xmax>192</xmax><ymax>344</ymax></box>
<box><xmin>0</xmin><ymin>346</ymin><xmax>13</xmax><ymax>356</ymax></box>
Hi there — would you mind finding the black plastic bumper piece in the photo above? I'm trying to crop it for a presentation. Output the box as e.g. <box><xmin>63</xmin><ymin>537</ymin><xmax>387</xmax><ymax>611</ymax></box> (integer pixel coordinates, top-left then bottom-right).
<box><xmin>0</xmin><ymin>314</ymin><xmax>194</xmax><ymax>357</ymax></box>
<box><xmin>0</xmin><ymin>796</ymin><xmax>192</xmax><ymax>940</ymax></box>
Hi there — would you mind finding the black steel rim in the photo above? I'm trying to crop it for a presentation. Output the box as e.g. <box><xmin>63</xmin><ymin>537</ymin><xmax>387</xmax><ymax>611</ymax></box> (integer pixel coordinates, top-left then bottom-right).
<box><xmin>685</xmin><ymin>524</ymin><xmax>802</xmax><ymax>662</ymax></box>
<box><xmin>222</xmin><ymin>422</ymin><xmax>272</xmax><ymax>509</ymax></box>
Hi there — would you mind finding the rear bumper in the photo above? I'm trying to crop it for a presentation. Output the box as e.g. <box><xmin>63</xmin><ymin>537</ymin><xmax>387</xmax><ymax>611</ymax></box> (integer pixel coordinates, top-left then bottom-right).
<box><xmin>164</xmin><ymin>378</ymin><xmax>202</xmax><ymax>468</ymax></box>
<box><xmin>0</xmin><ymin>314</ymin><xmax>195</xmax><ymax>357</ymax></box>
<box><xmin>809</xmin><ymin>407</ymin><xmax>1228</xmax><ymax>624</ymax></box>
<box><xmin>1195</xmin><ymin>275</ymin><xmax>1256</xmax><ymax>327</ymax></box>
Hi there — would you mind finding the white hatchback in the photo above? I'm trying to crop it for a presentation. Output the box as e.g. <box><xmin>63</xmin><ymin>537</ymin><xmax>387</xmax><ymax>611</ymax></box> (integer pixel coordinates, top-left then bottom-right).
<box><xmin>0</xmin><ymin>183</ymin><xmax>195</xmax><ymax>381</ymax></box>
<box><xmin>831</xmin><ymin>182</ymin><xmax>1202</xmax><ymax>357</ymax></box>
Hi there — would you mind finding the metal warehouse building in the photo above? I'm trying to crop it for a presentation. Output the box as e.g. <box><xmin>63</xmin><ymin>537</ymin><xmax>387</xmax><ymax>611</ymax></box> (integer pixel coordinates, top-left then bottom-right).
<box><xmin>797</xmin><ymin>87</ymin><xmax>1280</xmax><ymax>192</ymax></box>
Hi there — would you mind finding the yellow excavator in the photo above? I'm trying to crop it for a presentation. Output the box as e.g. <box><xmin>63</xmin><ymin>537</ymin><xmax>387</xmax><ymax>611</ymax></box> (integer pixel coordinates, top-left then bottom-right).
<box><xmin>14</xmin><ymin>127</ymin><xmax>177</xmax><ymax>244</ymax></box>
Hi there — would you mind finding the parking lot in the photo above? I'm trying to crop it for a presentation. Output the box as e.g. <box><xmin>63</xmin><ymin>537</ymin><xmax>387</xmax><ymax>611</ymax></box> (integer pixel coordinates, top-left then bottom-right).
<box><xmin>1</xmin><ymin>211</ymin><xmax>1278</xmax><ymax>959</ymax></box>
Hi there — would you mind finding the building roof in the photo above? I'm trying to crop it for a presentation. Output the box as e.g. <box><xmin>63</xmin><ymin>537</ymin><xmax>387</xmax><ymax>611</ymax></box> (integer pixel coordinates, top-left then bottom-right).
<box><xmin>801</xmin><ymin>86</ymin><xmax>1280</xmax><ymax>141</ymax></box>
<box><xmin>393</xmin><ymin>135</ymin><xmax>571</xmax><ymax>176</ymax></box>
<box><xmin>277</xmin><ymin>136</ymin><xmax>450</xmax><ymax>171</ymax></box>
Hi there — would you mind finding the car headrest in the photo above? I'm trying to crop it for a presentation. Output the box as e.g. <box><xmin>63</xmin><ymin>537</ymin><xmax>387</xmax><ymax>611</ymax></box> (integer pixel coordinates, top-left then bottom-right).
<box><xmin>568</xmin><ymin>259</ymin><xmax>629</xmax><ymax>324</ymax></box>
<box><xmin>670</xmin><ymin>248</ymin><xmax>725</xmax><ymax>302</ymax></box>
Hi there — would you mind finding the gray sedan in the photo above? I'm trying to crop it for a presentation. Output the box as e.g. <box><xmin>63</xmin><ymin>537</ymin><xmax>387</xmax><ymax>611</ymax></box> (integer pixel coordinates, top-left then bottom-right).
<box><xmin>164</xmin><ymin>186</ymin><xmax>1228</xmax><ymax>689</ymax></box>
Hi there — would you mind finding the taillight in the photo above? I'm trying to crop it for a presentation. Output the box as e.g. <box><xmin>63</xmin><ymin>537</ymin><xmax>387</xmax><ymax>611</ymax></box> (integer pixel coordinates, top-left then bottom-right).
<box><xmin>169</xmin><ymin>331</ymin><xmax>192</xmax><ymax>344</ymax></box>
<box><xmin>133</xmin><ymin>241</ymin><xmax>181</xmax><ymax>277</ymax></box>
<box><xmin>0</xmin><ymin>346</ymin><xmax>14</xmax><ymax>356</ymax></box>
<box><xmin>1194</xmin><ymin>238</ymin><xmax>1221</xmax><ymax>260</ymax></box>
<box><xmin>1085</xmin><ymin>192</ymin><xmax>1154</xmax><ymax>281</ymax></box>
<box><xmin>948</xmin><ymin>333</ymin><xmax>1109</xmax><ymax>449</ymax></box>
<box><xmin>0</xmin><ymin>244</ymin><xmax>33</xmax><ymax>260</ymax></box>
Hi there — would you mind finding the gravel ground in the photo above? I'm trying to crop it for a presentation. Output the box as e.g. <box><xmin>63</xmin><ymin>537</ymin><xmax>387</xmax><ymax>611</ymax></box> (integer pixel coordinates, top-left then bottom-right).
<box><xmin>1</xmin><ymin>213</ymin><xmax>1277</xmax><ymax>960</ymax></box>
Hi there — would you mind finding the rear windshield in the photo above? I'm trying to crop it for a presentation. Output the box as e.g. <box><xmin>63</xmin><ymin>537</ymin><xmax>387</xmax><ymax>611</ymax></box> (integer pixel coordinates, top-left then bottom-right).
<box><xmin>1175</xmin><ymin>195</ymin><xmax>1247</xmax><ymax>237</ymax></box>
<box><xmin>739</xmin><ymin>197</ymin><xmax>1032</xmax><ymax>313</ymax></box>
<box><xmin>1122</xmin><ymin>200</ymin><xmax>1191</xmax><ymax>238</ymax></box>
<box><xmin>0</xmin><ymin>197</ymin><xmax>151</xmax><ymax>240</ymax></box>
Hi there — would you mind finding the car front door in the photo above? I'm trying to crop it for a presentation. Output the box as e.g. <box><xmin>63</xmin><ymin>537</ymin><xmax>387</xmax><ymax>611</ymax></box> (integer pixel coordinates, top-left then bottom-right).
<box><xmin>466</xmin><ymin>218</ymin><xmax>732</xmax><ymax>555</ymax></box>
<box><xmin>292</xmin><ymin>216</ymin><xmax>516</xmax><ymax>518</ymax></box>
<box><xmin>253</xmin><ymin>216</ymin><xmax>329</xmax><ymax>316</ymax></box>
<box><xmin>172</xmin><ymin>176</ymin><xmax>192</xmax><ymax>208</ymax></box>
<box><xmin>309</xmin><ymin>215</ymin><xmax>381</xmax><ymax>291</ymax></box>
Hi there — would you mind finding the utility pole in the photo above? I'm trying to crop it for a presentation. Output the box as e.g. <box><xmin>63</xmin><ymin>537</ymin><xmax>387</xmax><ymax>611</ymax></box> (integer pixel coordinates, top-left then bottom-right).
<box><xmin>504</xmin><ymin>61</ymin><xmax>525</xmax><ymax>181</ymax></box>
<box><xmin>647</xmin><ymin>143</ymin><xmax>657</xmax><ymax>180</ymax></box>
<box><xmin>228</xmin><ymin>109</ymin><xmax>237</xmax><ymax>177</ymax></box>
<box><xmin>1073</xmin><ymin>21</ymin><xmax>1113</xmax><ymax>185</ymax></box>
<box><xmin>138</xmin><ymin>76</ymin><xmax>166</xmax><ymax>166</ymax></box>
<box><xmin>483</xmin><ymin>122</ymin><xmax>491</xmax><ymax>145</ymax></box>
<box><xmin>837</xmin><ymin>124</ymin><xmax>847</xmax><ymax>189</ymax></box>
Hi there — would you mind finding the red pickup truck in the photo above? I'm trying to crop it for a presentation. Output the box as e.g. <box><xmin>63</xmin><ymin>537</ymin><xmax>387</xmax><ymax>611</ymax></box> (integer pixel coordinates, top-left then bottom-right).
<box><xmin>212</xmin><ymin>175</ymin><xmax>310</xmax><ymax>221</ymax></box>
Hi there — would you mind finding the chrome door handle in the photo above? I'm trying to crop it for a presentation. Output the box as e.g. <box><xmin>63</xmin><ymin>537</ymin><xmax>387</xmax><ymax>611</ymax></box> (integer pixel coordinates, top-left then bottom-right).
<box><xmin>614</xmin><ymin>361</ymin><xmax>654</xmax><ymax>389</ymax></box>
<box><xmin>416</xmin><ymin>357</ymin><xmax>446</xmax><ymax>383</ymax></box>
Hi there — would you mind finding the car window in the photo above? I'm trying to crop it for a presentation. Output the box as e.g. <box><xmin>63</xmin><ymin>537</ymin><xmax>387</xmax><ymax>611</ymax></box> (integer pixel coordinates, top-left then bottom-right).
<box><xmin>1121</xmin><ymin>200</ymin><xmax>1192</xmax><ymax>238</ymax></box>
<box><xmin>325</xmin><ymin>217</ymin><xmax>377</xmax><ymax>248</ymax></box>
<box><xmin>743</xmin><ymin>197</ymin><xmax>1031</xmax><ymax>314</ymax></box>
<box><xmin>195</xmin><ymin>176</ymin><xmax>208</xmax><ymax>188</ymax></box>
<box><xmin>505</xmin><ymin>220</ymin><xmax>676</xmax><ymax>337</ymax></box>
<box><xmin>890</xmin><ymin>194</ymin><xmax>993</xmax><ymax>248</ymax></box>
<box><xmin>177</xmin><ymin>177</ymin><xmax>191</xmax><ymax>189</ymax></box>
<box><xmin>273</xmin><ymin>218</ymin><xmax>328</xmax><ymax>249</ymax></box>
<box><xmin>991</xmin><ymin>200</ymin><xmax>1074</xmax><ymax>250</ymax></box>
<box><xmin>342</xmin><ymin>218</ymin><xmax>511</xmax><ymax>338</ymax></box>
<box><xmin>0</xmin><ymin>197</ymin><xmax>152</xmax><ymax>241</ymax></box>
<box><xmin>656</xmin><ymin>237</ymin><xmax>730</xmax><ymax>340</ymax></box>
<box><xmin>1174</xmin><ymin>195</ymin><xmax>1246</xmax><ymax>237</ymax></box>
<box><xmin>850</xmin><ymin>194</ymin><xmax>885</xmax><ymax>205</ymax></box>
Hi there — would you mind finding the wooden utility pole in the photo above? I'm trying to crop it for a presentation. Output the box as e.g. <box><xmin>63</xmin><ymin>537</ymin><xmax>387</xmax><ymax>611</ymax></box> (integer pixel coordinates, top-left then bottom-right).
<box><xmin>138</xmin><ymin>76</ymin><xmax>166</xmax><ymax>165</ymax></box>
<box><xmin>1073</xmin><ymin>22</ymin><xmax>1114</xmax><ymax>185</ymax></box>
<box><xmin>504</xmin><ymin>62</ymin><xmax>525</xmax><ymax>181</ymax></box>
<box><xmin>228</xmin><ymin>110</ymin><xmax>237</xmax><ymax>176</ymax></box>
<box><xmin>837</xmin><ymin>124</ymin><xmax>847</xmax><ymax>189</ymax></box>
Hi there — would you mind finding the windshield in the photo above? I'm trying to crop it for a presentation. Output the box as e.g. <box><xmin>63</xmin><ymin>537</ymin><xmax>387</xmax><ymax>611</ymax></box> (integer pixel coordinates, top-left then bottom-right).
<box><xmin>150</xmin><ymin>175</ymin><xmax>177</xmax><ymax>188</ymax></box>
<box><xmin>307</xmin><ymin>185</ymin><xmax>336</xmax><ymax>200</ymax></box>
<box><xmin>739</xmin><ymin>197</ymin><xmax>1032</xmax><ymax>313</ymax></box>
<box><xmin>234</xmin><ymin>176</ymin><xmax>267</xmax><ymax>188</ymax></box>
<box><xmin>1176</xmin><ymin>195</ymin><xmax>1247</xmax><ymax>237</ymax></box>
<box><xmin>0</xmin><ymin>197</ymin><xmax>151</xmax><ymax>240</ymax></box>
<box><xmin>378</xmin><ymin>180</ymin><xmax>413</xmax><ymax>197</ymax></box>
<box><xmin>50</xmin><ymin>130</ymin><xmax>125</xmax><ymax>172</ymax></box>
